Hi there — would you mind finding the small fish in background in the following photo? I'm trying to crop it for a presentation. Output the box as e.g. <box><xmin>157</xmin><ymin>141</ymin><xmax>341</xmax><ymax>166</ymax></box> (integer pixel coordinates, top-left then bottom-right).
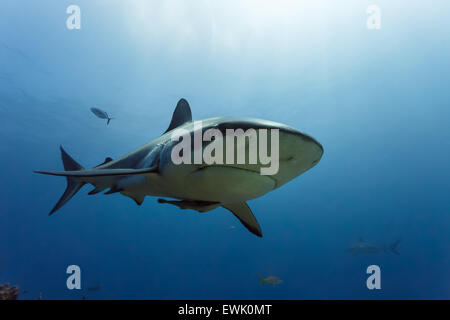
<box><xmin>87</xmin><ymin>284</ymin><xmax>101</xmax><ymax>292</ymax></box>
<box><xmin>258</xmin><ymin>274</ymin><xmax>283</xmax><ymax>286</ymax></box>
<box><xmin>347</xmin><ymin>237</ymin><xmax>401</xmax><ymax>256</ymax></box>
<box><xmin>90</xmin><ymin>107</ymin><xmax>114</xmax><ymax>125</ymax></box>
<box><xmin>228</xmin><ymin>225</ymin><xmax>236</xmax><ymax>230</ymax></box>
<box><xmin>0</xmin><ymin>283</ymin><xmax>19</xmax><ymax>300</ymax></box>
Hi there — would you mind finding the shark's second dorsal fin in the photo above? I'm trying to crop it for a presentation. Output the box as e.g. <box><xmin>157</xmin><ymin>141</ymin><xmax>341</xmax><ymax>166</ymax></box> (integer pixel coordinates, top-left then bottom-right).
<box><xmin>163</xmin><ymin>98</ymin><xmax>192</xmax><ymax>134</ymax></box>
<box><xmin>95</xmin><ymin>157</ymin><xmax>113</xmax><ymax>168</ymax></box>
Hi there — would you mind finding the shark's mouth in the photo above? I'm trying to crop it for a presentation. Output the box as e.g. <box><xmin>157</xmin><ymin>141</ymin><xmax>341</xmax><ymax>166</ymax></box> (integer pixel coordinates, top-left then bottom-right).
<box><xmin>194</xmin><ymin>164</ymin><xmax>279</xmax><ymax>189</ymax></box>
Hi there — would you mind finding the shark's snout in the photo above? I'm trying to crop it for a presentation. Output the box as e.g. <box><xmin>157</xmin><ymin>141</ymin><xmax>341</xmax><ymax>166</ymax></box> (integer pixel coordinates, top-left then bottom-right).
<box><xmin>268</xmin><ymin>128</ymin><xmax>323</xmax><ymax>188</ymax></box>
<box><xmin>308</xmin><ymin>137</ymin><xmax>324</xmax><ymax>167</ymax></box>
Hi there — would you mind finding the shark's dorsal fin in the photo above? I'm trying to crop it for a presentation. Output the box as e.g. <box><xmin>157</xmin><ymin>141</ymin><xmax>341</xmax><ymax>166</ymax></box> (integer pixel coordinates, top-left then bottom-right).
<box><xmin>222</xmin><ymin>202</ymin><xmax>262</xmax><ymax>237</ymax></box>
<box><xmin>163</xmin><ymin>98</ymin><xmax>192</xmax><ymax>134</ymax></box>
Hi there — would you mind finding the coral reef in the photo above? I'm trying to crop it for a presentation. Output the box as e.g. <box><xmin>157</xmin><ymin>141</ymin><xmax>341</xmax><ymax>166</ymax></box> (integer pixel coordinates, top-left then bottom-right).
<box><xmin>0</xmin><ymin>284</ymin><xmax>19</xmax><ymax>300</ymax></box>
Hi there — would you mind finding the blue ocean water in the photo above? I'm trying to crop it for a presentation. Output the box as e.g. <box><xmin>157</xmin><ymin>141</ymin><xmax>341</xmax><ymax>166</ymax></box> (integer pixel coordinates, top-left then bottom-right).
<box><xmin>0</xmin><ymin>0</ymin><xmax>449</xmax><ymax>299</ymax></box>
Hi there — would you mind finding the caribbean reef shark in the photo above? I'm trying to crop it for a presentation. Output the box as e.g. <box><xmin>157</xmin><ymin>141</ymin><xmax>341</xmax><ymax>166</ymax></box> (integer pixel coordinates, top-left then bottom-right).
<box><xmin>35</xmin><ymin>99</ymin><xmax>323</xmax><ymax>237</ymax></box>
<box><xmin>347</xmin><ymin>238</ymin><xmax>401</xmax><ymax>255</ymax></box>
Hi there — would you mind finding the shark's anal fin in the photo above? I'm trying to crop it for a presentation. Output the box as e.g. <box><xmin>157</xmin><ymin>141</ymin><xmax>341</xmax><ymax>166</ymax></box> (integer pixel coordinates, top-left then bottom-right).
<box><xmin>163</xmin><ymin>98</ymin><xmax>192</xmax><ymax>134</ymax></box>
<box><xmin>157</xmin><ymin>199</ymin><xmax>219</xmax><ymax>212</ymax></box>
<box><xmin>222</xmin><ymin>202</ymin><xmax>262</xmax><ymax>237</ymax></box>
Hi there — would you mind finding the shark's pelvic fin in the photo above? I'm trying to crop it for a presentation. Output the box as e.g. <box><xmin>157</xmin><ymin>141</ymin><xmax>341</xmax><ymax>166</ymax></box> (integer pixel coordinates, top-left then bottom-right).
<box><xmin>222</xmin><ymin>202</ymin><xmax>262</xmax><ymax>237</ymax></box>
<box><xmin>48</xmin><ymin>146</ymin><xmax>86</xmax><ymax>215</ymax></box>
<box><xmin>88</xmin><ymin>186</ymin><xmax>106</xmax><ymax>195</ymax></box>
<box><xmin>125</xmin><ymin>193</ymin><xmax>145</xmax><ymax>206</ymax></box>
<box><xmin>163</xmin><ymin>98</ymin><xmax>192</xmax><ymax>134</ymax></box>
<box><xmin>157</xmin><ymin>198</ymin><xmax>220</xmax><ymax>212</ymax></box>
<box><xmin>104</xmin><ymin>185</ymin><xmax>123</xmax><ymax>194</ymax></box>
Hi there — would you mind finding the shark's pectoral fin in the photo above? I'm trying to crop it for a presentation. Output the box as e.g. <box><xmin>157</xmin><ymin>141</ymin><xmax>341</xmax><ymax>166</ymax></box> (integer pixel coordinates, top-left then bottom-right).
<box><xmin>163</xmin><ymin>99</ymin><xmax>192</xmax><ymax>134</ymax></box>
<box><xmin>157</xmin><ymin>198</ymin><xmax>219</xmax><ymax>212</ymax></box>
<box><xmin>222</xmin><ymin>202</ymin><xmax>262</xmax><ymax>237</ymax></box>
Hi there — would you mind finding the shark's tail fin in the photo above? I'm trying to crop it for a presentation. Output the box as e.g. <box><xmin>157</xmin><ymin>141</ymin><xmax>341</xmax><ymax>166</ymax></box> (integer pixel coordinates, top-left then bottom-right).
<box><xmin>389</xmin><ymin>240</ymin><xmax>401</xmax><ymax>255</ymax></box>
<box><xmin>47</xmin><ymin>146</ymin><xmax>85</xmax><ymax>215</ymax></box>
<box><xmin>35</xmin><ymin>147</ymin><xmax>160</xmax><ymax>215</ymax></box>
<box><xmin>107</xmin><ymin>117</ymin><xmax>113</xmax><ymax>125</ymax></box>
<box><xmin>258</xmin><ymin>274</ymin><xmax>265</xmax><ymax>286</ymax></box>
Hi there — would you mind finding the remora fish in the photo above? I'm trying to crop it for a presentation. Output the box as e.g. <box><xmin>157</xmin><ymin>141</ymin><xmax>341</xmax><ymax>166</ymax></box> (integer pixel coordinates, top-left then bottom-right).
<box><xmin>90</xmin><ymin>107</ymin><xmax>114</xmax><ymax>125</ymax></box>
<box><xmin>347</xmin><ymin>238</ymin><xmax>401</xmax><ymax>255</ymax></box>
<box><xmin>35</xmin><ymin>99</ymin><xmax>323</xmax><ymax>237</ymax></box>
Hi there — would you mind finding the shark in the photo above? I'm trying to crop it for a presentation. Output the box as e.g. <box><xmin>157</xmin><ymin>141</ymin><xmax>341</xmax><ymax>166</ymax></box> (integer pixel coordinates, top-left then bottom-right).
<box><xmin>347</xmin><ymin>238</ymin><xmax>401</xmax><ymax>255</ymax></box>
<box><xmin>35</xmin><ymin>99</ymin><xmax>323</xmax><ymax>237</ymax></box>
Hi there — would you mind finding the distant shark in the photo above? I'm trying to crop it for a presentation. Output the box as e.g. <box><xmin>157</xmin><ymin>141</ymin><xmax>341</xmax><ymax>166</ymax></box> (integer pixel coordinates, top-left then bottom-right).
<box><xmin>347</xmin><ymin>238</ymin><xmax>401</xmax><ymax>255</ymax></box>
<box><xmin>35</xmin><ymin>99</ymin><xmax>323</xmax><ymax>237</ymax></box>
